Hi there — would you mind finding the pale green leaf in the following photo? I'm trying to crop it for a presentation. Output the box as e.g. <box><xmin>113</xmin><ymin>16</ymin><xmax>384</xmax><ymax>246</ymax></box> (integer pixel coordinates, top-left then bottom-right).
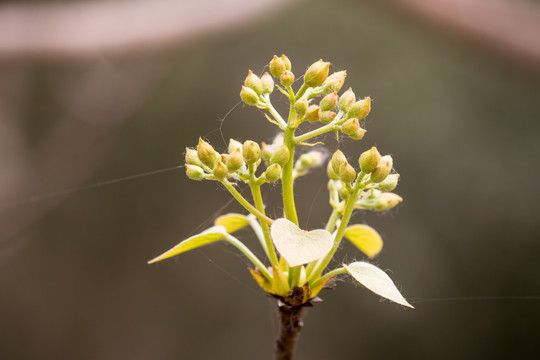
<box><xmin>214</xmin><ymin>213</ymin><xmax>250</xmax><ymax>233</ymax></box>
<box><xmin>344</xmin><ymin>224</ymin><xmax>383</xmax><ymax>258</ymax></box>
<box><xmin>344</xmin><ymin>261</ymin><xmax>413</xmax><ymax>308</ymax></box>
<box><xmin>270</xmin><ymin>218</ymin><xmax>333</xmax><ymax>267</ymax></box>
<box><xmin>147</xmin><ymin>226</ymin><xmax>227</xmax><ymax>264</ymax></box>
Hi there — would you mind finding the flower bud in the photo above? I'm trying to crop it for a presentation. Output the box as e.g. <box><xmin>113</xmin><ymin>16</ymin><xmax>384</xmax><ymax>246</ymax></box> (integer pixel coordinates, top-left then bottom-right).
<box><xmin>304</xmin><ymin>59</ymin><xmax>330</xmax><ymax>87</ymax></box>
<box><xmin>338</xmin><ymin>88</ymin><xmax>356</xmax><ymax>112</ymax></box>
<box><xmin>374</xmin><ymin>193</ymin><xmax>403</xmax><ymax>211</ymax></box>
<box><xmin>213</xmin><ymin>161</ymin><xmax>228</xmax><ymax>180</ymax></box>
<box><xmin>294</xmin><ymin>99</ymin><xmax>308</xmax><ymax>117</ymax></box>
<box><xmin>186</xmin><ymin>164</ymin><xmax>205</xmax><ymax>181</ymax></box>
<box><xmin>270</xmin><ymin>55</ymin><xmax>286</xmax><ymax>78</ymax></box>
<box><xmin>320</xmin><ymin>111</ymin><xmax>336</xmax><ymax>124</ymax></box>
<box><xmin>327</xmin><ymin>161</ymin><xmax>340</xmax><ymax>180</ymax></box>
<box><xmin>342</xmin><ymin>118</ymin><xmax>366</xmax><ymax>139</ymax></box>
<box><xmin>265</xmin><ymin>163</ymin><xmax>282</xmax><ymax>182</ymax></box>
<box><xmin>240</xmin><ymin>86</ymin><xmax>259</xmax><ymax>106</ymax></box>
<box><xmin>339</xmin><ymin>186</ymin><xmax>350</xmax><ymax>200</ymax></box>
<box><xmin>359</xmin><ymin>147</ymin><xmax>381</xmax><ymax>174</ymax></box>
<box><xmin>339</xmin><ymin>162</ymin><xmax>356</xmax><ymax>183</ymax></box>
<box><xmin>348</xmin><ymin>97</ymin><xmax>371</xmax><ymax>120</ymax></box>
<box><xmin>228</xmin><ymin>139</ymin><xmax>243</xmax><ymax>154</ymax></box>
<box><xmin>370</xmin><ymin>155</ymin><xmax>393</xmax><ymax>183</ymax></box>
<box><xmin>261</xmin><ymin>72</ymin><xmax>274</xmax><ymax>94</ymax></box>
<box><xmin>323</xmin><ymin>71</ymin><xmax>346</xmax><ymax>93</ymax></box>
<box><xmin>244</xmin><ymin>70</ymin><xmax>263</xmax><ymax>95</ymax></box>
<box><xmin>331</xmin><ymin>150</ymin><xmax>347</xmax><ymax>174</ymax></box>
<box><xmin>320</xmin><ymin>92</ymin><xmax>338</xmax><ymax>111</ymax></box>
<box><xmin>226</xmin><ymin>148</ymin><xmax>244</xmax><ymax>171</ymax></box>
<box><xmin>281</xmin><ymin>54</ymin><xmax>292</xmax><ymax>71</ymax></box>
<box><xmin>378</xmin><ymin>174</ymin><xmax>399</xmax><ymax>192</ymax></box>
<box><xmin>280</xmin><ymin>70</ymin><xmax>295</xmax><ymax>87</ymax></box>
<box><xmin>297</xmin><ymin>151</ymin><xmax>323</xmax><ymax>169</ymax></box>
<box><xmin>185</xmin><ymin>148</ymin><xmax>202</xmax><ymax>166</ymax></box>
<box><xmin>379</xmin><ymin>155</ymin><xmax>393</xmax><ymax>169</ymax></box>
<box><xmin>305</xmin><ymin>105</ymin><xmax>322</xmax><ymax>122</ymax></box>
<box><xmin>197</xmin><ymin>138</ymin><xmax>218</xmax><ymax>168</ymax></box>
<box><xmin>270</xmin><ymin>144</ymin><xmax>290</xmax><ymax>167</ymax></box>
<box><xmin>261</xmin><ymin>142</ymin><xmax>273</xmax><ymax>163</ymax></box>
<box><xmin>242</xmin><ymin>140</ymin><xmax>261</xmax><ymax>164</ymax></box>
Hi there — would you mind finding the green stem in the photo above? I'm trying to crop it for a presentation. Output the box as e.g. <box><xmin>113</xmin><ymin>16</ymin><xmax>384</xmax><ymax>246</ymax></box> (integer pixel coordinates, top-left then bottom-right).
<box><xmin>250</xmin><ymin>183</ymin><xmax>278</xmax><ymax>264</ymax></box>
<box><xmin>222</xmin><ymin>182</ymin><xmax>274</xmax><ymax>225</ymax></box>
<box><xmin>224</xmin><ymin>234</ymin><xmax>273</xmax><ymax>282</ymax></box>
<box><xmin>295</xmin><ymin>83</ymin><xmax>308</xmax><ymax>100</ymax></box>
<box><xmin>325</xmin><ymin>208</ymin><xmax>340</xmax><ymax>233</ymax></box>
<box><xmin>248</xmin><ymin>218</ymin><xmax>270</xmax><ymax>261</ymax></box>
<box><xmin>265</xmin><ymin>102</ymin><xmax>288</xmax><ymax>129</ymax></box>
<box><xmin>282</xmin><ymin>129</ymin><xmax>299</xmax><ymax>225</ymax></box>
<box><xmin>310</xmin><ymin>266</ymin><xmax>347</xmax><ymax>289</ymax></box>
<box><xmin>294</xmin><ymin>122</ymin><xmax>338</xmax><ymax>144</ymax></box>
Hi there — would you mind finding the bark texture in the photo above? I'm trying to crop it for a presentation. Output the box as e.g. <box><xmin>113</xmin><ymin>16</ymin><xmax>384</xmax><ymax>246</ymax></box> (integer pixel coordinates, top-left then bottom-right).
<box><xmin>274</xmin><ymin>302</ymin><xmax>306</xmax><ymax>360</ymax></box>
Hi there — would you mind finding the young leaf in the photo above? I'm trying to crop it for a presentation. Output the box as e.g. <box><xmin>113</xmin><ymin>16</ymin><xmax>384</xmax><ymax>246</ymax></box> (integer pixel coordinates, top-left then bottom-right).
<box><xmin>215</xmin><ymin>213</ymin><xmax>250</xmax><ymax>233</ymax></box>
<box><xmin>148</xmin><ymin>226</ymin><xmax>227</xmax><ymax>264</ymax></box>
<box><xmin>344</xmin><ymin>224</ymin><xmax>383</xmax><ymax>258</ymax></box>
<box><xmin>270</xmin><ymin>218</ymin><xmax>333</xmax><ymax>267</ymax></box>
<box><xmin>344</xmin><ymin>262</ymin><xmax>413</xmax><ymax>308</ymax></box>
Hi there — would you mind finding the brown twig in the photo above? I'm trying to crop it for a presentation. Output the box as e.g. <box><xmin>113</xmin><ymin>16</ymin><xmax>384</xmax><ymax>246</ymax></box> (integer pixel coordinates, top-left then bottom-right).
<box><xmin>274</xmin><ymin>301</ymin><xmax>306</xmax><ymax>360</ymax></box>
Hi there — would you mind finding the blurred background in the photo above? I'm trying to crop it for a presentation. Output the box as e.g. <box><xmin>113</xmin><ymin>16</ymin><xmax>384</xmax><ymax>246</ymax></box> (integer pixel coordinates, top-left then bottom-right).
<box><xmin>1</xmin><ymin>0</ymin><xmax>539</xmax><ymax>358</ymax></box>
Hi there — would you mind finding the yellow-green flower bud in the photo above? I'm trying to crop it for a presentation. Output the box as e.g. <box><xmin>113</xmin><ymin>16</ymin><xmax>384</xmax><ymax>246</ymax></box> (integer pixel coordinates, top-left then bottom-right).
<box><xmin>339</xmin><ymin>186</ymin><xmax>350</xmax><ymax>200</ymax></box>
<box><xmin>320</xmin><ymin>92</ymin><xmax>338</xmax><ymax>111</ymax></box>
<box><xmin>320</xmin><ymin>111</ymin><xmax>336</xmax><ymax>124</ymax></box>
<box><xmin>240</xmin><ymin>86</ymin><xmax>259</xmax><ymax>106</ymax></box>
<box><xmin>378</xmin><ymin>174</ymin><xmax>399</xmax><ymax>192</ymax></box>
<box><xmin>323</xmin><ymin>71</ymin><xmax>346</xmax><ymax>93</ymax></box>
<box><xmin>186</xmin><ymin>164</ymin><xmax>205</xmax><ymax>181</ymax></box>
<box><xmin>374</xmin><ymin>193</ymin><xmax>403</xmax><ymax>211</ymax></box>
<box><xmin>242</xmin><ymin>140</ymin><xmax>261</xmax><ymax>164</ymax></box>
<box><xmin>304</xmin><ymin>59</ymin><xmax>330</xmax><ymax>87</ymax></box>
<box><xmin>305</xmin><ymin>105</ymin><xmax>322</xmax><ymax>122</ymax></box>
<box><xmin>294</xmin><ymin>99</ymin><xmax>308</xmax><ymax>117</ymax></box>
<box><xmin>338</xmin><ymin>88</ymin><xmax>356</xmax><ymax>112</ymax></box>
<box><xmin>213</xmin><ymin>161</ymin><xmax>228</xmax><ymax>180</ymax></box>
<box><xmin>265</xmin><ymin>163</ymin><xmax>282</xmax><ymax>182</ymax></box>
<box><xmin>197</xmin><ymin>138</ymin><xmax>218</xmax><ymax>168</ymax></box>
<box><xmin>359</xmin><ymin>147</ymin><xmax>381</xmax><ymax>174</ymax></box>
<box><xmin>270</xmin><ymin>144</ymin><xmax>290</xmax><ymax>167</ymax></box>
<box><xmin>244</xmin><ymin>70</ymin><xmax>263</xmax><ymax>95</ymax></box>
<box><xmin>297</xmin><ymin>151</ymin><xmax>323</xmax><ymax>169</ymax></box>
<box><xmin>348</xmin><ymin>97</ymin><xmax>371</xmax><ymax>120</ymax></box>
<box><xmin>281</xmin><ymin>54</ymin><xmax>292</xmax><ymax>71</ymax></box>
<box><xmin>280</xmin><ymin>70</ymin><xmax>295</xmax><ymax>87</ymax></box>
<box><xmin>228</xmin><ymin>139</ymin><xmax>243</xmax><ymax>154</ymax></box>
<box><xmin>327</xmin><ymin>161</ymin><xmax>340</xmax><ymax>180</ymax></box>
<box><xmin>339</xmin><ymin>162</ymin><xmax>356</xmax><ymax>183</ymax></box>
<box><xmin>226</xmin><ymin>148</ymin><xmax>244</xmax><ymax>171</ymax></box>
<box><xmin>261</xmin><ymin>72</ymin><xmax>274</xmax><ymax>94</ymax></box>
<box><xmin>342</xmin><ymin>118</ymin><xmax>366</xmax><ymax>139</ymax></box>
<box><xmin>185</xmin><ymin>148</ymin><xmax>202</xmax><ymax>166</ymax></box>
<box><xmin>270</xmin><ymin>55</ymin><xmax>286</xmax><ymax>78</ymax></box>
<box><xmin>331</xmin><ymin>150</ymin><xmax>347</xmax><ymax>174</ymax></box>
<box><xmin>370</xmin><ymin>155</ymin><xmax>393</xmax><ymax>183</ymax></box>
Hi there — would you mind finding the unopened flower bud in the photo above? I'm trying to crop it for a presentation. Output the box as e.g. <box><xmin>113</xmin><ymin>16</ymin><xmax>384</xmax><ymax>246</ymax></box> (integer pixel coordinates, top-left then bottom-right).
<box><xmin>197</xmin><ymin>138</ymin><xmax>218</xmax><ymax>168</ymax></box>
<box><xmin>280</xmin><ymin>70</ymin><xmax>295</xmax><ymax>87</ymax></box>
<box><xmin>228</xmin><ymin>139</ymin><xmax>243</xmax><ymax>154</ymax></box>
<box><xmin>304</xmin><ymin>59</ymin><xmax>330</xmax><ymax>87</ymax></box>
<box><xmin>359</xmin><ymin>147</ymin><xmax>381</xmax><ymax>174</ymax></box>
<box><xmin>320</xmin><ymin>111</ymin><xmax>336</xmax><ymax>124</ymax></box>
<box><xmin>294</xmin><ymin>99</ymin><xmax>308</xmax><ymax>117</ymax></box>
<box><xmin>261</xmin><ymin>72</ymin><xmax>274</xmax><ymax>94</ymax></box>
<box><xmin>327</xmin><ymin>161</ymin><xmax>340</xmax><ymax>180</ymax></box>
<box><xmin>342</xmin><ymin>118</ymin><xmax>366</xmax><ymax>139</ymax></box>
<box><xmin>305</xmin><ymin>105</ymin><xmax>322</xmax><ymax>122</ymax></box>
<box><xmin>370</xmin><ymin>155</ymin><xmax>393</xmax><ymax>183</ymax></box>
<box><xmin>297</xmin><ymin>151</ymin><xmax>323</xmax><ymax>169</ymax></box>
<box><xmin>348</xmin><ymin>97</ymin><xmax>371</xmax><ymax>120</ymax></box>
<box><xmin>339</xmin><ymin>186</ymin><xmax>350</xmax><ymax>200</ymax></box>
<box><xmin>213</xmin><ymin>161</ymin><xmax>228</xmax><ymax>180</ymax></box>
<box><xmin>244</xmin><ymin>70</ymin><xmax>263</xmax><ymax>95</ymax></box>
<box><xmin>339</xmin><ymin>162</ymin><xmax>356</xmax><ymax>183</ymax></box>
<box><xmin>240</xmin><ymin>86</ymin><xmax>259</xmax><ymax>106</ymax></box>
<box><xmin>261</xmin><ymin>142</ymin><xmax>273</xmax><ymax>163</ymax></box>
<box><xmin>186</xmin><ymin>164</ymin><xmax>205</xmax><ymax>181</ymax></box>
<box><xmin>331</xmin><ymin>150</ymin><xmax>347</xmax><ymax>174</ymax></box>
<box><xmin>338</xmin><ymin>88</ymin><xmax>356</xmax><ymax>112</ymax></box>
<box><xmin>226</xmin><ymin>148</ymin><xmax>244</xmax><ymax>171</ymax></box>
<box><xmin>265</xmin><ymin>163</ymin><xmax>282</xmax><ymax>182</ymax></box>
<box><xmin>374</xmin><ymin>193</ymin><xmax>403</xmax><ymax>211</ymax></box>
<box><xmin>379</xmin><ymin>155</ymin><xmax>393</xmax><ymax>169</ymax></box>
<box><xmin>242</xmin><ymin>140</ymin><xmax>261</xmax><ymax>164</ymax></box>
<box><xmin>185</xmin><ymin>148</ymin><xmax>202</xmax><ymax>166</ymax></box>
<box><xmin>323</xmin><ymin>71</ymin><xmax>346</xmax><ymax>93</ymax></box>
<box><xmin>270</xmin><ymin>55</ymin><xmax>286</xmax><ymax>78</ymax></box>
<box><xmin>378</xmin><ymin>174</ymin><xmax>399</xmax><ymax>192</ymax></box>
<box><xmin>270</xmin><ymin>144</ymin><xmax>290</xmax><ymax>167</ymax></box>
<box><xmin>320</xmin><ymin>92</ymin><xmax>338</xmax><ymax>111</ymax></box>
<box><xmin>281</xmin><ymin>54</ymin><xmax>292</xmax><ymax>71</ymax></box>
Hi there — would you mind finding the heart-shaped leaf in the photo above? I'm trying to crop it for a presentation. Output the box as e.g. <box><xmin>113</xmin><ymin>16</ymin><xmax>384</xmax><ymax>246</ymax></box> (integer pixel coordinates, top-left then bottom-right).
<box><xmin>344</xmin><ymin>224</ymin><xmax>383</xmax><ymax>258</ymax></box>
<box><xmin>345</xmin><ymin>261</ymin><xmax>413</xmax><ymax>308</ymax></box>
<box><xmin>215</xmin><ymin>213</ymin><xmax>250</xmax><ymax>233</ymax></box>
<box><xmin>270</xmin><ymin>218</ymin><xmax>333</xmax><ymax>267</ymax></box>
<box><xmin>148</xmin><ymin>226</ymin><xmax>227</xmax><ymax>264</ymax></box>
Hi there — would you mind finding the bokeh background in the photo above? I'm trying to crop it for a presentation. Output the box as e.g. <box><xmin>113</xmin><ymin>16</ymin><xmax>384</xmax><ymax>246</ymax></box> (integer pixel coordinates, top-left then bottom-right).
<box><xmin>1</xmin><ymin>0</ymin><xmax>539</xmax><ymax>359</ymax></box>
